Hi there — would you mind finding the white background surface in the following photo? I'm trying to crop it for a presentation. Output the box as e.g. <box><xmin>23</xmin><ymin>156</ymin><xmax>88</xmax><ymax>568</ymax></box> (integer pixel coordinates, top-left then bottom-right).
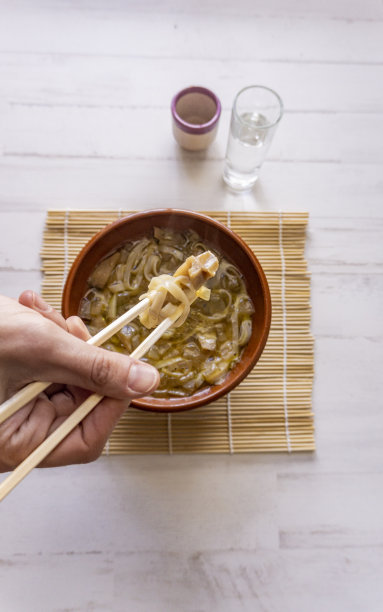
<box><xmin>0</xmin><ymin>2</ymin><xmax>382</xmax><ymax>611</ymax></box>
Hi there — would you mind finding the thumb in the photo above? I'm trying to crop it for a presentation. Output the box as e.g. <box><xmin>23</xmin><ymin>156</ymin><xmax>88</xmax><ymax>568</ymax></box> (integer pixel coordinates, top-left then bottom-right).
<box><xmin>33</xmin><ymin>323</ymin><xmax>159</xmax><ymax>399</ymax></box>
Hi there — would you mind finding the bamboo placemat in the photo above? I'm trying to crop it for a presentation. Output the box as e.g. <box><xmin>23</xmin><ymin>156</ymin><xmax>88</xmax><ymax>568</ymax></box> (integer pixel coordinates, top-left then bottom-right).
<box><xmin>41</xmin><ymin>210</ymin><xmax>314</xmax><ymax>454</ymax></box>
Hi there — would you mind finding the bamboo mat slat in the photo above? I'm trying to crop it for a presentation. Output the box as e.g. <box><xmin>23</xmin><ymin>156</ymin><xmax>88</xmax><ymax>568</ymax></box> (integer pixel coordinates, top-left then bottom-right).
<box><xmin>41</xmin><ymin>210</ymin><xmax>314</xmax><ymax>454</ymax></box>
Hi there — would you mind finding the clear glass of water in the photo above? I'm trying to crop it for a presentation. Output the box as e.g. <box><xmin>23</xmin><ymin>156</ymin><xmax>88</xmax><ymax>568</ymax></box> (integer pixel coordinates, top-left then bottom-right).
<box><xmin>223</xmin><ymin>85</ymin><xmax>283</xmax><ymax>191</ymax></box>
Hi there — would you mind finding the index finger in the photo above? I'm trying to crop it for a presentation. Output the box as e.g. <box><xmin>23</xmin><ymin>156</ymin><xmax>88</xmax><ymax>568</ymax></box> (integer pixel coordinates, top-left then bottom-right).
<box><xmin>18</xmin><ymin>291</ymin><xmax>68</xmax><ymax>331</ymax></box>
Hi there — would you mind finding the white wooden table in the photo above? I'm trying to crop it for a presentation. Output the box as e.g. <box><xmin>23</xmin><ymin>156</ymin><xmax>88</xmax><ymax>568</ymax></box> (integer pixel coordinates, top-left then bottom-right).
<box><xmin>0</xmin><ymin>2</ymin><xmax>382</xmax><ymax>611</ymax></box>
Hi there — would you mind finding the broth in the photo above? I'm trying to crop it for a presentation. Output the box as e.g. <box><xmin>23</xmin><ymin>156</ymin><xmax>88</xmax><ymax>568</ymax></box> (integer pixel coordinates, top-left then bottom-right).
<box><xmin>79</xmin><ymin>228</ymin><xmax>254</xmax><ymax>398</ymax></box>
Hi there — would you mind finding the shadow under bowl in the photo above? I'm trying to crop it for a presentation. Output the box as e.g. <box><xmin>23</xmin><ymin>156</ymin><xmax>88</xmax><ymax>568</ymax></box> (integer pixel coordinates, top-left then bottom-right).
<box><xmin>62</xmin><ymin>209</ymin><xmax>271</xmax><ymax>412</ymax></box>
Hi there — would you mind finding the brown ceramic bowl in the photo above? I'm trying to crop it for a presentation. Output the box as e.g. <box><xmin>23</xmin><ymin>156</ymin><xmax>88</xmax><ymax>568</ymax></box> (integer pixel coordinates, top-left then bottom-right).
<box><xmin>62</xmin><ymin>209</ymin><xmax>271</xmax><ymax>412</ymax></box>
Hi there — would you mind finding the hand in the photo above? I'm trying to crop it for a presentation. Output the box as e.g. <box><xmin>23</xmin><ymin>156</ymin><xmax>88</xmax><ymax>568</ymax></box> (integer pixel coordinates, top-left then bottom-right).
<box><xmin>0</xmin><ymin>291</ymin><xmax>159</xmax><ymax>472</ymax></box>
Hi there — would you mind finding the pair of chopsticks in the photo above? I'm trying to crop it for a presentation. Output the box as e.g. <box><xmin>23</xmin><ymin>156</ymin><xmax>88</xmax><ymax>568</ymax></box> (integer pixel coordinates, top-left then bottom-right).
<box><xmin>0</xmin><ymin>298</ymin><xmax>181</xmax><ymax>502</ymax></box>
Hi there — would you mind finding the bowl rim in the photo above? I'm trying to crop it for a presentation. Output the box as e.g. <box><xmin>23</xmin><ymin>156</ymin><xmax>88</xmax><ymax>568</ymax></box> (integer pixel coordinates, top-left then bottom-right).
<box><xmin>62</xmin><ymin>208</ymin><xmax>272</xmax><ymax>412</ymax></box>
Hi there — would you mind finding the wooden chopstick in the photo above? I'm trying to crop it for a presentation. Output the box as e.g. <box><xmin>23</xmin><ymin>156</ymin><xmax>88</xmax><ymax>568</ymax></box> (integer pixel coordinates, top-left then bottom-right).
<box><xmin>0</xmin><ymin>298</ymin><xmax>150</xmax><ymax>426</ymax></box>
<box><xmin>0</xmin><ymin>310</ymin><xmax>180</xmax><ymax>502</ymax></box>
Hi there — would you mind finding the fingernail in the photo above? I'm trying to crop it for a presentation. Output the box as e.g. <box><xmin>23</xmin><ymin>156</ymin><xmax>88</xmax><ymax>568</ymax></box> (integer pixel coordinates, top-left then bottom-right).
<box><xmin>128</xmin><ymin>362</ymin><xmax>159</xmax><ymax>394</ymax></box>
<box><xmin>32</xmin><ymin>293</ymin><xmax>51</xmax><ymax>313</ymax></box>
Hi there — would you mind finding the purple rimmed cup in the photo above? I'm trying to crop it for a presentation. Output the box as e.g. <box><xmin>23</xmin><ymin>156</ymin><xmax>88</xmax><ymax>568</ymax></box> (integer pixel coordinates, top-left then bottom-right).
<box><xmin>171</xmin><ymin>86</ymin><xmax>221</xmax><ymax>151</ymax></box>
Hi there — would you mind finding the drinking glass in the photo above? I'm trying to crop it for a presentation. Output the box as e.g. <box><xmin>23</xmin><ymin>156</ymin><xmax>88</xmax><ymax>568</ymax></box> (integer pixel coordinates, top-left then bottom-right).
<box><xmin>223</xmin><ymin>85</ymin><xmax>283</xmax><ymax>191</ymax></box>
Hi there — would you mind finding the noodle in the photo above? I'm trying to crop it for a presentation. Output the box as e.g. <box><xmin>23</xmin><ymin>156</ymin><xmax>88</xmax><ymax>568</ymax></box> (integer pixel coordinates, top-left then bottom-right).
<box><xmin>79</xmin><ymin>228</ymin><xmax>255</xmax><ymax>398</ymax></box>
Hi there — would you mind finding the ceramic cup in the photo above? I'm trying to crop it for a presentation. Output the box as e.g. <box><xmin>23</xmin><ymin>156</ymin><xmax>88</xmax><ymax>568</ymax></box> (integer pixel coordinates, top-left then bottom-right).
<box><xmin>171</xmin><ymin>86</ymin><xmax>221</xmax><ymax>151</ymax></box>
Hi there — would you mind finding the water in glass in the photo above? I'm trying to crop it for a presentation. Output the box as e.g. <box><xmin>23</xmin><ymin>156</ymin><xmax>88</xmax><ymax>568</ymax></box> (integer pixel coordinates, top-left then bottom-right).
<box><xmin>224</xmin><ymin>111</ymin><xmax>271</xmax><ymax>190</ymax></box>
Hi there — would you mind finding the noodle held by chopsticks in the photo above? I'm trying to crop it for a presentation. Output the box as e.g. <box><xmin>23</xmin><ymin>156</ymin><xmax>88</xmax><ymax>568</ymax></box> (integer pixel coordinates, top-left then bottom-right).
<box><xmin>139</xmin><ymin>251</ymin><xmax>219</xmax><ymax>328</ymax></box>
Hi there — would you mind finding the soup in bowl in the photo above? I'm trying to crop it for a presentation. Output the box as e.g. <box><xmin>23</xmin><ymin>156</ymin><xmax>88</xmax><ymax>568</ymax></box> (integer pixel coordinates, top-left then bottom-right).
<box><xmin>62</xmin><ymin>209</ymin><xmax>271</xmax><ymax>412</ymax></box>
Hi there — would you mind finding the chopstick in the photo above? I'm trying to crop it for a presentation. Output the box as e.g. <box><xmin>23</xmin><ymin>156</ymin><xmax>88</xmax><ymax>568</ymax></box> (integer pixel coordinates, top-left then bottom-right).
<box><xmin>0</xmin><ymin>298</ymin><xmax>150</xmax><ymax>426</ymax></box>
<box><xmin>0</xmin><ymin>308</ymin><xmax>180</xmax><ymax>502</ymax></box>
